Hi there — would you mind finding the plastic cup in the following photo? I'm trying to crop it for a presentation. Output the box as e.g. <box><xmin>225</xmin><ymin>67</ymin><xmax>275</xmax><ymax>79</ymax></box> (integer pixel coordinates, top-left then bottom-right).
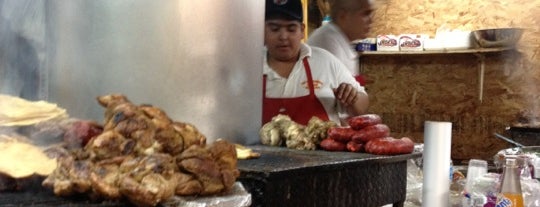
<box><xmin>464</xmin><ymin>159</ymin><xmax>488</xmax><ymax>193</ymax></box>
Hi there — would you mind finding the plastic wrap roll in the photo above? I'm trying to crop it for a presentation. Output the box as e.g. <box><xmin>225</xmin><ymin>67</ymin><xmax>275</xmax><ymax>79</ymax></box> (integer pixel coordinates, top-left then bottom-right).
<box><xmin>422</xmin><ymin>121</ymin><xmax>452</xmax><ymax>207</ymax></box>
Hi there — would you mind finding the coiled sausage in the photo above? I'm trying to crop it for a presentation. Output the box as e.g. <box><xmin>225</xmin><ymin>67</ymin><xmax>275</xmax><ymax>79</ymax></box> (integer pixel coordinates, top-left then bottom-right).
<box><xmin>347</xmin><ymin>114</ymin><xmax>382</xmax><ymax>130</ymax></box>
<box><xmin>364</xmin><ymin>137</ymin><xmax>414</xmax><ymax>155</ymax></box>
<box><xmin>351</xmin><ymin>124</ymin><xmax>390</xmax><ymax>143</ymax></box>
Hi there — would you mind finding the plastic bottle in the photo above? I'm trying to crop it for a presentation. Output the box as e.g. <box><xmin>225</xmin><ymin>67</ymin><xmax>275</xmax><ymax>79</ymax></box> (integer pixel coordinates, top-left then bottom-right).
<box><xmin>321</xmin><ymin>16</ymin><xmax>331</xmax><ymax>25</ymax></box>
<box><xmin>534</xmin><ymin>157</ymin><xmax>540</xmax><ymax>181</ymax></box>
<box><xmin>449</xmin><ymin>159</ymin><xmax>454</xmax><ymax>181</ymax></box>
<box><xmin>495</xmin><ymin>158</ymin><xmax>524</xmax><ymax>207</ymax></box>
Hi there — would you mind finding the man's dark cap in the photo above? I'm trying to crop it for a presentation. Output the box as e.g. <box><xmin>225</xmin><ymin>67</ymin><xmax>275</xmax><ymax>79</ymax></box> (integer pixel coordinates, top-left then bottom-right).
<box><xmin>265</xmin><ymin>0</ymin><xmax>303</xmax><ymax>22</ymax></box>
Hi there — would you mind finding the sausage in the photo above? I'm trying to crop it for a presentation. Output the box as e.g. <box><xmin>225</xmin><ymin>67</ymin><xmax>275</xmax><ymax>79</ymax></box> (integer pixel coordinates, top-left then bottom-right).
<box><xmin>346</xmin><ymin>141</ymin><xmax>364</xmax><ymax>152</ymax></box>
<box><xmin>347</xmin><ymin>114</ymin><xmax>382</xmax><ymax>130</ymax></box>
<box><xmin>364</xmin><ymin>137</ymin><xmax>415</xmax><ymax>155</ymax></box>
<box><xmin>351</xmin><ymin>124</ymin><xmax>390</xmax><ymax>143</ymax></box>
<box><xmin>319</xmin><ymin>138</ymin><xmax>347</xmax><ymax>151</ymax></box>
<box><xmin>327</xmin><ymin>127</ymin><xmax>356</xmax><ymax>143</ymax></box>
<box><xmin>63</xmin><ymin>120</ymin><xmax>104</xmax><ymax>149</ymax></box>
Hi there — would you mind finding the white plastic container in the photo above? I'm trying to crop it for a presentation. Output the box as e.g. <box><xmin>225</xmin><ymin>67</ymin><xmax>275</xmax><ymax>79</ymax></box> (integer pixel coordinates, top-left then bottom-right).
<box><xmin>436</xmin><ymin>30</ymin><xmax>472</xmax><ymax>50</ymax></box>
<box><xmin>423</xmin><ymin>38</ymin><xmax>444</xmax><ymax>51</ymax></box>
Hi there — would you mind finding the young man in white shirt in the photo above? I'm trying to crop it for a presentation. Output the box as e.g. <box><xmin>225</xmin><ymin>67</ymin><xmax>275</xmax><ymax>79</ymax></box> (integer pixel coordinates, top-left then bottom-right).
<box><xmin>263</xmin><ymin>0</ymin><xmax>369</xmax><ymax>126</ymax></box>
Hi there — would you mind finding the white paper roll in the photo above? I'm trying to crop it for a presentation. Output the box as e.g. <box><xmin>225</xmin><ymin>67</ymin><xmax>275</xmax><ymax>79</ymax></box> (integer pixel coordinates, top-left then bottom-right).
<box><xmin>422</xmin><ymin>121</ymin><xmax>452</xmax><ymax>207</ymax></box>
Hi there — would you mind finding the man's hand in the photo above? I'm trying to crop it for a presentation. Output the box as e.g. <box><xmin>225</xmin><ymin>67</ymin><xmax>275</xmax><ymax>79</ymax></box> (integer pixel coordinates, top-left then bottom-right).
<box><xmin>333</xmin><ymin>83</ymin><xmax>369</xmax><ymax>116</ymax></box>
<box><xmin>333</xmin><ymin>83</ymin><xmax>358</xmax><ymax>106</ymax></box>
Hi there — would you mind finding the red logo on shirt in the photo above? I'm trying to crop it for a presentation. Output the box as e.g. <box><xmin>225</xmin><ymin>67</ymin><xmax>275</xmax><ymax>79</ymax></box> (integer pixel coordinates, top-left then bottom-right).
<box><xmin>301</xmin><ymin>80</ymin><xmax>323</xmax><ymax>89</ymax></box>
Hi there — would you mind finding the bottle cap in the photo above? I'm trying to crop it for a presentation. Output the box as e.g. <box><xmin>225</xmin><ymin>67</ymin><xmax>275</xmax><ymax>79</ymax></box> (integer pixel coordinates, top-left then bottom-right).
<box><xmin>506</xmin><ymin>158</ymin><xmax>516</xmax><ymax>167</ymax></box>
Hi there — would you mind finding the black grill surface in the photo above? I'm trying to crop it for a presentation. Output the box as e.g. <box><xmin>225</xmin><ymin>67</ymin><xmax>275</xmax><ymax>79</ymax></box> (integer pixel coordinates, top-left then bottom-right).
<box><xmin>0</xmin><ymin>176</ymin><xmax>138</xmax><ymax>207</ymax></box>
<box><xmin>237</xmin><ymin>145</ymin><xmax>421</xmax><ymax>207</ymax></box>
<box><xmin>507</xmin><ymin>126</ymin><xmax>540</xmax><ymax>146</ymax></box>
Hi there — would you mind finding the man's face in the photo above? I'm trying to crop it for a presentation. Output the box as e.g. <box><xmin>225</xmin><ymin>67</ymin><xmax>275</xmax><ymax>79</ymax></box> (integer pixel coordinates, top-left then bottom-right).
<box><xmin>341</xmin><ymin>0</ymin><xmax>373</xmax><ymax>41</ymax></box>
<box><xmin>264</xmin><ymin>19</ymin><xmax>305</xmax><ymax>62</ymax></box>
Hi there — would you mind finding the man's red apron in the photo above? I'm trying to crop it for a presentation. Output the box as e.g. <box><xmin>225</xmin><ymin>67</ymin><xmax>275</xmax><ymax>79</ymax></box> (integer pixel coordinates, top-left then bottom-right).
<box><xmin>262</xmin><ymin>58</ymin><xmax>330</xmax><ymax>126</ymax></box>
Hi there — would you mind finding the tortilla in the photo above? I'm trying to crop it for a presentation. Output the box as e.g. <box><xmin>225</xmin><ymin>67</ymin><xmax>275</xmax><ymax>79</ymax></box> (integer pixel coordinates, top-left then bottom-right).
<box><xmin>0</xmin><ymin>140</ymin><xmax>57</xmax><ymax>178</ymax></box>
<box><xmin>0</xmin><ymin>94</ymin><xmax>67</xmax><ymax>126</ymax></box>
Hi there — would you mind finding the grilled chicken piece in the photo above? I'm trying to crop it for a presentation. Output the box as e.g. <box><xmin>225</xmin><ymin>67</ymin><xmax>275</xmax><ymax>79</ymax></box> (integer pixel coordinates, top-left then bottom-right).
<box><xmin>172</xmin><ymin>122</ymin><xmax>206</xmax><ymax>150</ymax></box>
<box><xmin>118</xmin><ymin>154</ymin><xmax>178</xmax><ymax>207</ymax></box>
<box><xmin>102</xmin><ymin>102</ymin><xmax>165</xmax><ymax>156</ymax></box>
<box><xmin>42</xmin><ymin>156</ymin><xmax>93</xmax><ymax>196</ymax></box>
<box><xmin>177</xmin><ymin>145</ymin><xmax>224</xmax><ymax>195</ymax></box>
<box><xmin>113</xmin><ymin>113</ymin><xmax>152</xmax><ymax>137</ymax></box>
<box><xmin>140</xmin><ymin>105</ymin><xmax>172</xmax><ymax>129</ymax></box>
<box><xmin>179</xmin><ymin>157</ymin><xmax>223</xmax><ymax>195</ymax></box>
<box><xmin>153</xmin><ymin>127</ymin><xmax>184</xmax><ymax>156</ymax></box>
<box><xmin>87</xmin><ymin>156</ymin><xmax>128</xmax><ymax>199</ymax></box>
<box><xmin>97</xmin><ymin>94</ymin><xmax>130</xmax><ymax>107</ymax></box>
<box><xmin>85</xmin><ymin>131</ymin><xmax>130</xmax><ymax>160</ymax></box>
<box><xmin>208</xmin><ymin>139</ymin><xmax>240</xmax><ymax>191</ymax></box>
<box><xmin>90</xmin><ymin>163</ymin><xmax>121</xmax><ymax>199</ymax></box>
<box><xmin>98</xmin><ymin>94</ymin><xmax>132</xmax><ymax>127</ymax></box>
<box><xmin>171</xmin><ymin>172</ymin><xmax>203</xmax><ymax>195</ymax></box>
<box><xmin>97</xmin><ymin>94</ymin><xmax>130</xmax><ymax>118</ymax></box>
<box><xmin>123</xmin><ymin>154</ymin><xmax>178</xmax><ymax>182</ymax></box>
<box><xmin>119</xmin><ymin>173</ymin><xmax>176</xmax><ymax>207</ymax></box>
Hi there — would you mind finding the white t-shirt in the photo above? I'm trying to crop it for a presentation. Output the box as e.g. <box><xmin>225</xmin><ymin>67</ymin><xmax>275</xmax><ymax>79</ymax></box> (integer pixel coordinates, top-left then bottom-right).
<box><xmin>307</xmin><ymin>22</ymin><xmax>359</xmax><ymax>76</ymax></box>
<box><xmin>263</xmin><ymin>43</ymin><xmax>366</xmax><ymax>124</ymax></box>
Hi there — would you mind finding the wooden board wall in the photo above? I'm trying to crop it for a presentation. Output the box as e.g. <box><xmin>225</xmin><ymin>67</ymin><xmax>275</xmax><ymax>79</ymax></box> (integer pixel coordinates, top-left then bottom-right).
<box><xmin>361</xmin><ymin>0</ymin><xmax>540</xmax><ymax>160</ymax></box>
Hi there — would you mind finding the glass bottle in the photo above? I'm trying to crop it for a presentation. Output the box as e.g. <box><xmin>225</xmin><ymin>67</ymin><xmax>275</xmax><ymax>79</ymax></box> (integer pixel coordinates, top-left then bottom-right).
<box><xmin>495</xmin><ymin>158</ymin><xmax>524</xmax><ymax>207</ymax></box>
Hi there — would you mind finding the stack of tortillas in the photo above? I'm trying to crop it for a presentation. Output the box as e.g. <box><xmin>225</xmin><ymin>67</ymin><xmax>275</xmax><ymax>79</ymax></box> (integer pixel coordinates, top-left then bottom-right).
<box><xmin>0</xmin><ymin>137</ymin><xmax>57</xmax><ymax>178</ymax></box>
<box><xmin>0</xmin><ymin>94</ymin><xmax>65</xmax><ymax>178</ymax></box>
<box><xmin>0</xmin><ymin>94</ymin><xmax>68</xmax><ymax>127</ymax></box>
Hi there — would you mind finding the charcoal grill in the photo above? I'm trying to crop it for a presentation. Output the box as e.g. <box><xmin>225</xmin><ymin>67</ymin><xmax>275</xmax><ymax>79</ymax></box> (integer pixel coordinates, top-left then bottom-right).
<box><xmin>237</xmin><ymin>145</ymin><xmax>421</xmax><ymax>207</ymax></box>
<box><xmin>0</xmin><ymin>177</ymin><xmax>250</xmax><ymax>207</ymax></box>
<box><xmin>0</xmin><ymin>186</ymin><xmax>133</xmax><ymax>207</ymax></box>
<box><xmin>505</xmin><ymin>126</ymin><xmax>540</xmax><ymax>146</ymax></box>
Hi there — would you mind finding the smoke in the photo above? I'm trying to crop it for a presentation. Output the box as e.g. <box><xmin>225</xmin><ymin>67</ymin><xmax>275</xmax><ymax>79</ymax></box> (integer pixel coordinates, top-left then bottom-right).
<box><xmin>0</xmin><ymin>0</ymin><xmax>46</xmax><ymax>101</ymax></box>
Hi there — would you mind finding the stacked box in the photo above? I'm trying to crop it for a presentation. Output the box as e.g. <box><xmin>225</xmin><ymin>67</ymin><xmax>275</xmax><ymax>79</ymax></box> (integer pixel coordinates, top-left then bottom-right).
<box><xmin>399</xmin><ymin>34</ymin><xmax>426</xmax><ymax>51</ymax></box>
<box><xmin>376</xmin><ymin>35</ymin><xmax>399</xmax><ymax>51</ymax></box>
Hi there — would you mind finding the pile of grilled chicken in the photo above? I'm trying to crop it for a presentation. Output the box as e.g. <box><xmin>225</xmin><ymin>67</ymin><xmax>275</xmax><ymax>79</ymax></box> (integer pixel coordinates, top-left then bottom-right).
<box><xmin>42</xmin><ymin>94</ymin><xmax>239</xmax><ymax>207</ymax></box>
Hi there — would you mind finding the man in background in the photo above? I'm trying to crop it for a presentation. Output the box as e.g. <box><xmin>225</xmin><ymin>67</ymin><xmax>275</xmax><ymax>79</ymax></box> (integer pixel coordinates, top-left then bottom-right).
<box><xmin>307</xmin><ymin>0</ymin><xmax>373</xmax><ymax>86</ymax></box>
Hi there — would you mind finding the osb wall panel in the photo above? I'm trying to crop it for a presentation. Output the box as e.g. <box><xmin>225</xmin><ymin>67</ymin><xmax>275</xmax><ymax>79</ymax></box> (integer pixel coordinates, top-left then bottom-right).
<box><xmin>362</xmin><ymin>0</ymin><xmax>540</xmax><ymax>161</ymax></box>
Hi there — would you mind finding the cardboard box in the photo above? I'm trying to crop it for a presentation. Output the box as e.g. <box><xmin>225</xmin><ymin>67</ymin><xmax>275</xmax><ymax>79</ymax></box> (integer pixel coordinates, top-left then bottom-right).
<box><xmin>399</xmin><ymin>34</ymin><xmax>426</xmax><ymax>51</ymax></box>
<box><xmin>354</xmin><ymin>38</ymin><xmax>377</xmax><ymax>51</ymax></box>
<box><xmin>376</xmin><ymin>35</ymin><xmax>399</xmax><ymax>51</ymax></box>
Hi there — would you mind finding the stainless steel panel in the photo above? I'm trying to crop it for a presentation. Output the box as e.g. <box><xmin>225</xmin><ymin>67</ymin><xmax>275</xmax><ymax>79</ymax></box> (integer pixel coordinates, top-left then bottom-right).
<box><xmin>0</xmin><ymin>0</ymin><xmax>47</xmax><ymax>100</ymax></box>
<box><xmin>1</xmin><ymin>0</ymin><xmax>265</xmax><ymax>144</ymax></box>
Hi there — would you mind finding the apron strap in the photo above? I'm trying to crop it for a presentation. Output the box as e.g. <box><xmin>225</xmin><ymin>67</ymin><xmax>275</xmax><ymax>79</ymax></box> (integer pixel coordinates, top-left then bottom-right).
<box><xmin>302</xmin><ymin>58</ymin><xmax>316</xmax><ymax>96</ymax></box>
<box><xmin>263</xmin><ymin>57</ymin><xmax>315</xmax><ymax>98</ymax></box>
<box><xmin>263</xmin><ymin>74</ymin><xmax>267</xmax><ymax>98</ymax></box>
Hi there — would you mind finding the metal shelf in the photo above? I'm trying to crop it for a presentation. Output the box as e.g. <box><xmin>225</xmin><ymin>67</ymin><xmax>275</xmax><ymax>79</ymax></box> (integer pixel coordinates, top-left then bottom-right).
<box><xmin>358</xmin><ymin>47</ymin><xmax>515</xmax><ymax>103</ymax></box>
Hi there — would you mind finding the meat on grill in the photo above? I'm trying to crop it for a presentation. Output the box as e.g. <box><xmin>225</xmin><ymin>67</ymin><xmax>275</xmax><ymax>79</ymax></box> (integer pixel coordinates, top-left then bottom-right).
<box><xmin>42</xmin><ymin>94</ymin><xmax>239</xmax><ymax>207</ymax></box>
